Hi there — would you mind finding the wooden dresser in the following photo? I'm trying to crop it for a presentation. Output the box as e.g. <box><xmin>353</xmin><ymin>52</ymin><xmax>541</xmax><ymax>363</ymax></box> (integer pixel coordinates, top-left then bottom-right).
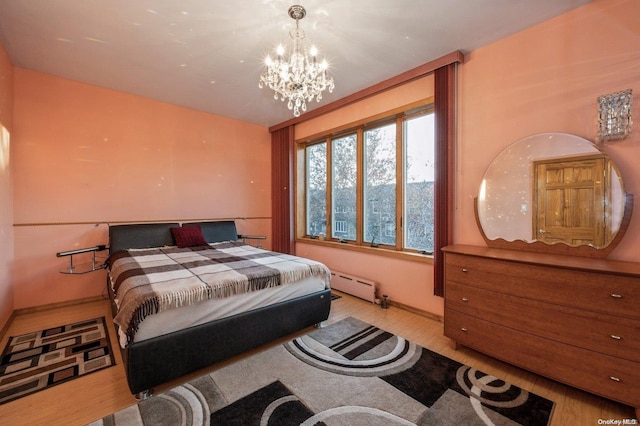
<box><xmin>442</xmin><ymin>244</ymin><xmax>640</xmax><ymax>415</ymax></box>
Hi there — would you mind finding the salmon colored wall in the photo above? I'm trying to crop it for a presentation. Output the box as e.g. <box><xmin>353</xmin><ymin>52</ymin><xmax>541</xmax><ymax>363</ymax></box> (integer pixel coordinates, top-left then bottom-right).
<box><xmin>296</xmin><ymin>0</ymin><xmax>640</xmax><ymax>318</ymax></box>
<box><xmin>0</xmin><ymin>41</ymin><xmax>14</xmax><ymax>330</ymax></box>
<box><xmin>7</xmin><ymin>0</ymin><xmax>640</xmax><ymax>318</ymax></box>
<box><xmin>12</xmin><ymin>69</ymin><xmax>271</xmax><ymax>309</ymax></box>
<box><xmin>295</xmin><ymin>75</ymin><xmax>443</xmax><ymax>316</ymax></box>
<box><xmin>295</xmin><ymin>76</ymin><xmax>434</xmax><ymax>139</ymax></box>
<box><xmin>456</xmin><ymin>0</ymin><xmax>640</xmax><ymax>263</ymax></box>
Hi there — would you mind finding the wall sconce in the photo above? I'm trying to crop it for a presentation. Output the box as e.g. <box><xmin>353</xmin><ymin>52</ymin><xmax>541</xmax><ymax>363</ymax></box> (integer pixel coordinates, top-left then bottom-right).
<box><xmin>597</xmin><ymin>89</ymin><xmax>632</xmax><ymax>142</ymax></box>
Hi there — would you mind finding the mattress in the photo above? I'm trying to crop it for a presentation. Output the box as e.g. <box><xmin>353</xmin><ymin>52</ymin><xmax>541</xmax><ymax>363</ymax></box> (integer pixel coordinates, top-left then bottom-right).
<box><xmin>117</xmin><ymin>275</ymin><xmax>327</xmax><ymax>348</ymax></box>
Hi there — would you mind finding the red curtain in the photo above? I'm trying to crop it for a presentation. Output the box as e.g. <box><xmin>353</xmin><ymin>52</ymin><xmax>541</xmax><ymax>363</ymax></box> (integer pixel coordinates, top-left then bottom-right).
<box><xmin>433</xmin><ymin>64</ymin><xmax>456</xmax><ymax>297</ymax></box>
<box><xmin>271</xmin><ymin>126</ymin><xmax>295</xmax><ymax>254</ymax></box>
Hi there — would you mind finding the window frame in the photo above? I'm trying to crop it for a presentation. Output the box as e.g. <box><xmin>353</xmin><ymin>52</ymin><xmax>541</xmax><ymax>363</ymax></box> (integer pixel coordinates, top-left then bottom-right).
<box><xmin>297</xmin><ymin>101</ymin><xmax>435</xmax><ymax>260</ymax></box>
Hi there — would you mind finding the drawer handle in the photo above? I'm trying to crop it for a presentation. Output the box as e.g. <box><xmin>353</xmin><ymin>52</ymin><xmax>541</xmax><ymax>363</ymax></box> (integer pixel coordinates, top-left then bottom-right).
<box><xmin>609</xmin><ymin>376</ymin><xmax>621</xmax><ymax>382</ymax></box>
<box><xmin>462</xmin><ymin>297</ymin><xmax>469</xmax><ymax>302</ymax></box>
<box><xmin>610</xmin><ymin>334</ymin><xmax>622</xmax><ymax>340</ymax></box>
<box><xmin>610</xmin><ymin>293</ymin><xmax>623</xmax><ymax>299</ymax></box>
<box><xmin>461</xmin><ymin>268</ymin><xmax>469</xmax><ymax>273</ymax></box>
<box><xmin>461</xmin><ymin>327</ymin><xmax>468</xmax><ymax>332</ymax></box>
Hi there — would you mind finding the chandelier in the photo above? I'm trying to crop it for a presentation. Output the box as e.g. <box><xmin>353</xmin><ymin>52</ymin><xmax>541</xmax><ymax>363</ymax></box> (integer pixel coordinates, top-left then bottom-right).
<box><xmin>259</xmin><ymin>5</ymin><xmax>335</xmax><ymax>117</ymax></box>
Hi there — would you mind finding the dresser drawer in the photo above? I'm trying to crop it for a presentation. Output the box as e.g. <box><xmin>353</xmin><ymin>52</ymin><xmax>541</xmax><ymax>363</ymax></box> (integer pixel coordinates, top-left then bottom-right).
<box><xmin>444</xmin><ymin>311</ymin><xmax>640</xmax><ymax>407</ymax></box>
<box><xmin>445</xmin><ymin>282</ymin><xmax>640</xmax><ymax>361</ymax></box>
<box><xmin>445</xmin><ymin>253</ymin><xmax>640</xmax><ymax>319</ymax></box>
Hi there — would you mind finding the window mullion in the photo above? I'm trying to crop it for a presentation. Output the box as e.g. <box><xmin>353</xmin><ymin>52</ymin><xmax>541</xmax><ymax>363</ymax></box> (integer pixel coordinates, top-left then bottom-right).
<box><xmin>396</xmin><ymin>115</ymin><xmax>404</xmax><ymax>251</ymax></box>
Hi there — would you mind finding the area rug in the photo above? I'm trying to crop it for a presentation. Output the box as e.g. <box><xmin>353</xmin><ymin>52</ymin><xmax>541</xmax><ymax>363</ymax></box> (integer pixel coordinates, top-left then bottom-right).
<box><xmin>89</xmin><ymin>317</ymin><xmax>554</xmax><ymax>425</ymax></box>
<box><xmin>0</xmin><ymin>317</ymin><xmax>115</xmax><ymax>405</ymax></box>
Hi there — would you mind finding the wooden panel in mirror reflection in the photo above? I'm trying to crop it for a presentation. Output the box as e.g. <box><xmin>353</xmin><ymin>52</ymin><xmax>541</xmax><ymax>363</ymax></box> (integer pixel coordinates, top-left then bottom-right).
<box><xmin>533</xmin><ymin>153</ymin><xmax>608</xmax><ymax>247</ymax></box>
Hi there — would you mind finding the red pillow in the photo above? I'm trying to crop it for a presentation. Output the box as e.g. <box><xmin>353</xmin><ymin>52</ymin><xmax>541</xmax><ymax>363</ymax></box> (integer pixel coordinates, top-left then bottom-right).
<box><xmin>171</xmin><ymin>226</ymin><xmax>209</xmax><ymax>248</ymax></box>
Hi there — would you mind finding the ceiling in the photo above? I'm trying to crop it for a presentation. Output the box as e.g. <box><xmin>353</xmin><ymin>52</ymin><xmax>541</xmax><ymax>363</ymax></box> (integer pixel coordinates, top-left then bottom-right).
<box><xmin>0</xmin><ymin>0</ymin><xmax>591</xmax><ymax>127</ymax></box>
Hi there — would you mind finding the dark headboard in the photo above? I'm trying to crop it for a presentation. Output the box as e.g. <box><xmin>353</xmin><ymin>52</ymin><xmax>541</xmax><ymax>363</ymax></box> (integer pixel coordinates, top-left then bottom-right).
<box><xmin>109</xmin><ymin>223</ymin><xmax>179</xmax><ymax>254</ymax></box>
<box><xmin>183</xmin><ymin>221</ymin><xmax>238</xmax><ymax>244</ymax></box>
<box><xmin>108</xmin><ymin>221</ymin><xmax>240</xmax><ymax>254</ymax></box>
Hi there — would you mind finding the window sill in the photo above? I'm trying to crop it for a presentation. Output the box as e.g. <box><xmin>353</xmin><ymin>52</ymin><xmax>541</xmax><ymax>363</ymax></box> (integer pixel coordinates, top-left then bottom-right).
<box><xmin>295</xmin><ymin>237</ymin><xmax>434</xmax><ymax>264</ymax></box>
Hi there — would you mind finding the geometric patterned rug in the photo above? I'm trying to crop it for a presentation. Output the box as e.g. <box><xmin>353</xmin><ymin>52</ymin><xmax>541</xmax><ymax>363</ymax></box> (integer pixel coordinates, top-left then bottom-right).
<box><xmin>90</xmin><ymin>317</ymin><xmax>554</xmax><ymax>425</ymax></box>
<box><xmin>0</xmin><ymin>317</ymin><xmax>115</xmax><ymax>405</ymax></box>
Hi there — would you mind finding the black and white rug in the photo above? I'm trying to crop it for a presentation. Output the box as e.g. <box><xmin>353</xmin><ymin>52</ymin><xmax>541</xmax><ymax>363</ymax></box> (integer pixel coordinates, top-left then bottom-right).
<box><xmin>90</xmin><ymin>317</ymin><xmax>554</xmax><ymax>425</ymax></box>
<box><xmin>0</xmin><ymin>317</ymin><xmax>114</xmax><ymax>405</ymax></box>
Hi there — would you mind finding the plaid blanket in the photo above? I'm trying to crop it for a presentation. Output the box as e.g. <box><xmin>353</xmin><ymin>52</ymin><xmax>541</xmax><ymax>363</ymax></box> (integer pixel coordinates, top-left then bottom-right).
<box><xmin>107</xmin><ymin>242</ymin><xmax>331</xmax><ymax>346</ymax></box>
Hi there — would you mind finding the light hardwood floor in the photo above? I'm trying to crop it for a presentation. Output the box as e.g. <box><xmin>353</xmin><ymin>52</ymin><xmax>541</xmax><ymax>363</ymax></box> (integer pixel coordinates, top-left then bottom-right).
<box><xmin>0</xmin><ymin>292</ymin><xmax>636</xmax><ymax>425</ymax></box>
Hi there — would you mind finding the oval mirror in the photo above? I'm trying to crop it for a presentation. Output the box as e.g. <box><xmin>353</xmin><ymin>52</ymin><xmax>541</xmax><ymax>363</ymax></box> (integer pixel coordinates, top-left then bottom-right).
<box><xmin>476</xmin><ymin>133</ymin><xmax>632</xmax><ymax>257</ymax></box>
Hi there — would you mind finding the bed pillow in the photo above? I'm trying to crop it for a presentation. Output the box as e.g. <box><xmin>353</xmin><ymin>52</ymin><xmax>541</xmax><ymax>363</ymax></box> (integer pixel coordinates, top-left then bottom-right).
<box><xmin>171</xmin><ymin>225</ymin><xmax>209</xmax><ymax>248</ymax></box>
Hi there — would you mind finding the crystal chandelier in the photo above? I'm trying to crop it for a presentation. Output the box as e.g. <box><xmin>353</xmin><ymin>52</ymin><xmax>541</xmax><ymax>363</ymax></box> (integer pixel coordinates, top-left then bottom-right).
<box><xmin>259</xmin><ymin>5</ymin><xmax>335</xmax><ymax>117</ymax></box>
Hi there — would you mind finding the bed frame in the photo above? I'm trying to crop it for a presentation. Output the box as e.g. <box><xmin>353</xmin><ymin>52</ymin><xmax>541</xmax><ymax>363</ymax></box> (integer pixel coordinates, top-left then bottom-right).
<box><xmin>107</xmin><ymin>221</ymin><xmax>332</xmax><ymax>399</ymax></box>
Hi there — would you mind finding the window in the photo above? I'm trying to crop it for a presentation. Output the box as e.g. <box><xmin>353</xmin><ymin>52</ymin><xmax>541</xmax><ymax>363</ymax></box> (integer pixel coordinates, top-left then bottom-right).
<box><xmin>334</xmin><ymin>220</ymin><xmax>347</xmax><ymax>233</ymax></box>
<box><xmin>404</xmin><ymin>113</ymin><xmax>435</xmax><ymax>252</ymax></box>
<box><xmin>364</xmin><ymin>123</ymin><xmax>396</xmax><ymax>245</ymax></box>
<box><xmin>302</xmin><ymin>105</ymin><xmax>435</xmax><ymax>254</ymax></box>
<box><xmin>384</xmin><ymin>222</ymin><xmax>395</xmax><ymax>237</ymax></box>
<box><xmin>331</xmin><ymin>134</ymin><xmax>357</xmax><ymax>240</ymax></box>
<box><xmin>306</xmin><ymin>143</ymin><xmax>327</xmax><ymax>236</ymax></box>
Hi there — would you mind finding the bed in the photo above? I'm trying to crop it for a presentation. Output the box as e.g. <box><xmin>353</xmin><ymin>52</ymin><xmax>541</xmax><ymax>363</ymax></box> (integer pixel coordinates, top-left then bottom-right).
<box><xmin>106</xmin><ymin>220</ymin><xmax>332</xmax><ymax>399</ymax></box>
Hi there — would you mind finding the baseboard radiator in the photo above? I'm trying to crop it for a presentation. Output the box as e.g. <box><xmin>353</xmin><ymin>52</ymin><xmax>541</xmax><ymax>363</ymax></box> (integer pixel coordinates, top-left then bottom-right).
<box><xmin>330</xmin><ymin>270</ymin><xmax>377</xmax><ymax>303</ymax></box>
